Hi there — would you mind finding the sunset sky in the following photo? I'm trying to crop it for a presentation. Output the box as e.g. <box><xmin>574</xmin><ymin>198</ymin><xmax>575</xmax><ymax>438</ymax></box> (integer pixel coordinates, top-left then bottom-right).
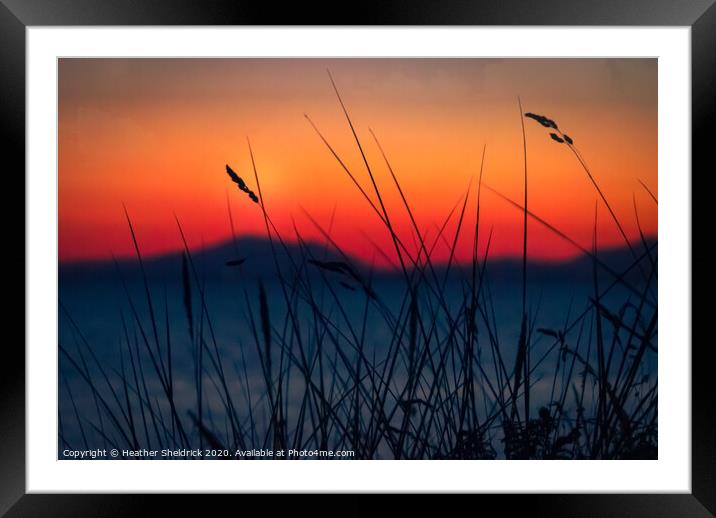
<box><xmin>58</xmin><ymin>58</ymin><xmax>657</xmax><ymax>265</ymax></box>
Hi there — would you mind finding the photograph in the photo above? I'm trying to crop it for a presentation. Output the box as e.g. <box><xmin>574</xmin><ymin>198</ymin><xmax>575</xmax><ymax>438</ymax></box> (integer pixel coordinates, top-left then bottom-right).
<box><xmin>57</xmin><ymin>57</ymin><xmax>658</xmax><ymax>461</ymax></box>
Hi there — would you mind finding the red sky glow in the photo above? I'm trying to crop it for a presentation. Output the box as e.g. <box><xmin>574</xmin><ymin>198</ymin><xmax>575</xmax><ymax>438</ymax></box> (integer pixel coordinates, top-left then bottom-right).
<box><xmin>58</xmin><ymin>58</ymin><xmax>657</xmax><ymax>266</ymax></box>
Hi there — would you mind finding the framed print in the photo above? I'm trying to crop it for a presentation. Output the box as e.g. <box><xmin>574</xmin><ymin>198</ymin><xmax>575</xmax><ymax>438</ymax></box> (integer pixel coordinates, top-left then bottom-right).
<box><xmin>3</xmin><ymin>0</ymin><xmax>713</xmax><ymax>514</ymax></box>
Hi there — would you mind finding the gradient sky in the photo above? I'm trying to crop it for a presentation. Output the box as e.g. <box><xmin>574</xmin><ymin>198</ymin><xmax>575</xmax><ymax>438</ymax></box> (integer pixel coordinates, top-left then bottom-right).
<box><xmin>58</xmin><ymin>58</ymin><xmax>657</xmax><ymax>265</ymax></box>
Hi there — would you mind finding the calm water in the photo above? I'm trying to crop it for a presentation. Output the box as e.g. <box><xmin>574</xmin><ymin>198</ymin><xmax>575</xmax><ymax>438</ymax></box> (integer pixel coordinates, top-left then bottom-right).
<box><xmin>58</xmin><ymin>274</ymin><xmax>656</xmax><ymax>457</ymax></box>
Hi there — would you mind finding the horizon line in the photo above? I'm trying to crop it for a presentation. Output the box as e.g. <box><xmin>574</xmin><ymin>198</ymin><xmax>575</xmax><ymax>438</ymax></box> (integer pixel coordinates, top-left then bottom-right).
<box><xmin>58</xmin><ymin>232</ymin><xmax>658</xmax><ymax>268</ymax></box>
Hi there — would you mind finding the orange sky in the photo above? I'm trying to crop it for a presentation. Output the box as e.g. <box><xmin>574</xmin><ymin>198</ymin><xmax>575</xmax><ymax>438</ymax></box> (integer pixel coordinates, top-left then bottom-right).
<box><xmin>58</xmin><ymin>58</ymin><xmax>657</xmax><ymax>266</ymax></box>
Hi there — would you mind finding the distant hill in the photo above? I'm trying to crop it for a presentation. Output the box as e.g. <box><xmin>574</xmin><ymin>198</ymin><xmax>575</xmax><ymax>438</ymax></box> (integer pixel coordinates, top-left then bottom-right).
<box><xmin>58</xmin><ymin>236</ymin><xmax>657</xmax><ymax>285</ymax></box>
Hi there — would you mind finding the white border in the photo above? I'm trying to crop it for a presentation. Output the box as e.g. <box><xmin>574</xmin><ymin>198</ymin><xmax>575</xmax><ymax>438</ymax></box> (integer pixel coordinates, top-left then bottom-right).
<box><xmin>27</xmin><ymin>27</ymin><xmax>691</xmax><ymax>493</ymax></box>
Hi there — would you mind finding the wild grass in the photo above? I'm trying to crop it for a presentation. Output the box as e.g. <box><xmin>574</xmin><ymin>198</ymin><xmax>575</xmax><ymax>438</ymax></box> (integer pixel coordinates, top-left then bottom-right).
<box><xmin>58</xmin><ymin>76</ymin><xmax>657</xmax><ymax>460</ymax></box>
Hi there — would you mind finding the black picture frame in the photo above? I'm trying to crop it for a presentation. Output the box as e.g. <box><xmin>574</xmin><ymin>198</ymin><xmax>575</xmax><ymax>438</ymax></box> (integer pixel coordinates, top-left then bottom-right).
<box><xmin>2</xmin><ymin>0</ymin><xmax>712</xmax><ymax>514</ymax></box>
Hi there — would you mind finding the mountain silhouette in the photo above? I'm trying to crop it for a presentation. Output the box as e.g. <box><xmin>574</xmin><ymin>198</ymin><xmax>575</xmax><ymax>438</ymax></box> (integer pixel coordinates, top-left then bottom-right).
<box><xmin>58</xmin><ymin>235</ymin><xmax>656</xmax><ymax>285</ymax></box>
